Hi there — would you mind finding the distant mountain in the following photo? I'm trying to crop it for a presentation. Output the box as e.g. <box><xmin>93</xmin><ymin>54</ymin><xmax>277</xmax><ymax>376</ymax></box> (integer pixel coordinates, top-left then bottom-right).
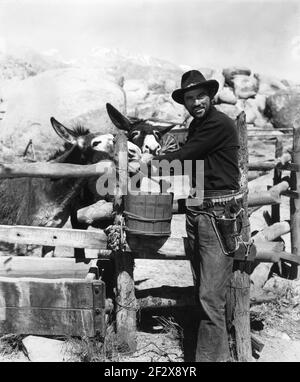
<box><xmin>78</xmin><ymin>47</ymin><xmax>184</xmax><ymax>83</ymax></box>
<box><xmin>0</xmin><ymin>47</ymin><xmax>70</xmax><ymax>81</ymax></box>
<box><xmin>0</xmin><ymin>46</ymin><xmax>184</xmax><ymax>85</ymax></box>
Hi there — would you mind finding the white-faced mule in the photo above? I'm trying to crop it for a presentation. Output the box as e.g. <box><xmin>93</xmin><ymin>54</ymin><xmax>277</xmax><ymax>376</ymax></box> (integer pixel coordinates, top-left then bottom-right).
<box><xmin>0</xmin><ymin>117</ymin><xmax>115</xmax><ymax>259</ymax></box>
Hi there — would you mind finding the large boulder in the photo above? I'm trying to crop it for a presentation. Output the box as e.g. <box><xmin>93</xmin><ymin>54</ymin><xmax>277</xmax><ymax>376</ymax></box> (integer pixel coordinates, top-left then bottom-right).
<box><xmin>215</xmin><ymin>103</ymin><xmax>243</xmax><ymax>120</ymax></box>
<box><xmin>151</xmin><ymin>99</ymin><xmax>187</xmax><ymax>121</ymax></box>
<box><xmin>1</xmin><ymin>68</ymin><xmax>125</xmax><ymax>160</ymax></box>
<box><xmin>132</xmin><ymin>93</ymin><xmax>187</xmax><ymax>122</ymax></box>
<box><xmin>253</xmin><ymin>93</ymin><xmax>267</xmax><ymax>113</ymax></box>
<box><xmin>265</xmin><ymin>89</ymin><xmax>300</xmax><ymax>129</ymax></box>
<box><xmin>237</xmin><ymin>98</ymin><xmax>268</xmax><ymax>126</ymax></box>
<box><xmin>217</xmin><ymin>86</ymin><xmax>237</xmax><ymax>104</ymax></box>
<box><xmin>232</xmin><ymin>74</ymin><xmax>259</xmax><ymax>99</ymax></box>
<box><xmin>197</xmin><ymin>68</ymin><xmax>225</xmax><ymax>101</ymax></box>
<box><xmin>255</xmin><ymin>73</ymin><xmax>288</xmax><ymax>96</ymax></box>
<box><xmin>223</xmin><ymin>66</ymin><xmax>251</xmax><ymax>87</ymax></box>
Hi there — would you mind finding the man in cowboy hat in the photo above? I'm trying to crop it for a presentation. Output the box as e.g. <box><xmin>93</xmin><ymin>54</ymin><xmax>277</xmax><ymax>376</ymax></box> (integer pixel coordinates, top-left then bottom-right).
<box><xmin>140</xmin><ymin>70</ymin><xmax>241</xmax><ymax>362</ymax></box>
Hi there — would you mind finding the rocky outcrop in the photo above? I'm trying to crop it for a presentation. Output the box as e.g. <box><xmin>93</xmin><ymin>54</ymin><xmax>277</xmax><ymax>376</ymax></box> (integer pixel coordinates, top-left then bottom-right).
<box><xmin>256</xmin><ymin>73</ymin><xmax>288</xmax><ymax>96</ymax></box>
<box><xmin>130</xmin><ymin>62</ymin><xmax>296</xmax><ymax>131</ymax></box>
<box><xmin>265</xmin><ymin>89</ymin><xmax>300</xmax><ymax>130</ymax></box>
<box><xmin>217</xmin><ymin>86</ymin><xmax>237</xmax><ymax>105</ymax></box>
<box><xmin>215</xmin><ymin>103</ymin><xmax>243</xmax><ymax>120</ymax></box>
<box><xmin>212</xmin><ymin>66</ymin><xmax>296</xmax><ymax>130</ymax></box>
<box><xmin>223</xmin><ymin>67</ymin><xmax>252</xmax><ymax>87</ymax></box>
<box><xmin>0</xmin><ymin>48</ymin><xmax>299</xmax><ymax>162</ymax></box>
<box><xmin>232</xmin><ymin>74</ymin><xmax>259</xmax><ymax>99</ymax></box>
<box><xmin>0</xmin><ymin>68</ymin><xmax>125</xmax><ymax>160</ymax></box>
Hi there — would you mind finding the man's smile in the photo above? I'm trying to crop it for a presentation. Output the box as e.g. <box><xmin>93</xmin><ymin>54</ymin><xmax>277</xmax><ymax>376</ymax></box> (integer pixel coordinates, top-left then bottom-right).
<box><xmin>193</xmin><ymin>106</ymin><xmax>206</xmax><ymax>115</ymax></box>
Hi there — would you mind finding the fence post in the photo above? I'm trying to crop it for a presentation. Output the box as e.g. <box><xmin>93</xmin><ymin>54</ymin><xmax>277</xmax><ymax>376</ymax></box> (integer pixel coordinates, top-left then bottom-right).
<box><xmin>226</xmin><ymin>112</ymin><xmax>252</xmax><ymax>361</ymax></box>
<box><xmin>271</xmin><ymin>138</ymin><xmax>283</xmax><ymax>224</ymax></box>
<box><xmin>113</xmin><ymin>132</ymin><xmax>137</xmax><ymax>352</ymax></box>
<box><xmin>290</xmin><ymin>118</ymin><xmax>300</xmax><ymax>279</ymax></box>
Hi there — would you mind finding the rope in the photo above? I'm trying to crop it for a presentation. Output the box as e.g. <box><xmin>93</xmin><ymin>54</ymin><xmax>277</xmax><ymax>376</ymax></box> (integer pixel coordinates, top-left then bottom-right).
<box><xmin>104</xmin><ymin>225</ymin><xmax>125</xmax><ymax>252</ymax></box>
<box><xmin>115</xmin><ymin>299</ymin><xmax>140</xmax><ymax>313</ymax></box>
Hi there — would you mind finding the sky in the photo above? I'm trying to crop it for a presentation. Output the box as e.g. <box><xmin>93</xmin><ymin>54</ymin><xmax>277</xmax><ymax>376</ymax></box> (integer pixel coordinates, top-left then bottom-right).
<box><xmin>0</xmin><ymin>0</ymin><xmax>300</xmax><ymax>81</ymax></box>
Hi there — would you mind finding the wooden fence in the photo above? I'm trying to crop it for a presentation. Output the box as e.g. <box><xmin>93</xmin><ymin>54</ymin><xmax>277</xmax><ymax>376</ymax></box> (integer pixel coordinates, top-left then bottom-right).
<box><xmin>0</xmin><ymin>116</ymin><xmax>299</xmax><ymax>361</ymax></box>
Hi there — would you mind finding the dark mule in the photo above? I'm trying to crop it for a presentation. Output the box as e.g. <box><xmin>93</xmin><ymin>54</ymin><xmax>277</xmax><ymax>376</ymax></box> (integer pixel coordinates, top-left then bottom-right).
<box><xmin>106</xmin><ymin>103</ymin><xmax>184</xmax><ymax>208</ymax></box>
<box><xmin>106</xmin><ymin>103</ymin><xmax>180</xmax><ymax>155</ymax></box>
<box><xmin>0</xmin><ymin>117</ymin><xmax>115</xmax><ymax>258</ymax></box>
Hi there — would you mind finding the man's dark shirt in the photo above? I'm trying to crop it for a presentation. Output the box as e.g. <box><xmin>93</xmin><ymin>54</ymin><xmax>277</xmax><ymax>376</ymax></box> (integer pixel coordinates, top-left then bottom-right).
<box><xmin>153</xmin><ymin>105</ymin><xmax>240</xmax><ymax>192</ymax></box>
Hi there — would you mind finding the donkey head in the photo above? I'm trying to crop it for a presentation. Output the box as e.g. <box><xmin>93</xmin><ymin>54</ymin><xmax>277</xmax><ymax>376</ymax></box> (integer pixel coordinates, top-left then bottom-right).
<box><xmin>106</xmin><ymin>103</ymin><xmax>176</xmax><ymax>156</ymax></box>
<box><xmin>49</xmin><ymin>117</ymin><xmax>115</xmax><ymax>164</ymax></box>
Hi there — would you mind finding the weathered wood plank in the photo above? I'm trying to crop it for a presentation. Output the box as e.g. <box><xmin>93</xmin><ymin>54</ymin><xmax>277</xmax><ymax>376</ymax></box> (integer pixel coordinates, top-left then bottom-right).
<box><xmin>0</xmin><ymin>241</ymin><xmax>285</xmax><ymax>278</ymax></box>
<box><xmin>113</xmin><ymin>132</ymin><xmax>137</xmax><ymax>353</ymax></box>
<box><xmin>227</xmin><ymin>112</ymin><xmax>252</xmax><ymax>362</ymax></box>
<box><xmin>249</xmin><ymin>162</ymin><xmax>299</xmax><ymax>172</ymax></box>
<box><xmin>271</xmin><ymin>139</ymin><xmax>283</xmax><ymax>224</ymax></box>
<box><xmin>248</xmin><ymin>162</ymin><xmax>275</xmax><ymax>171</ymax></box>
<box><xmin>0</xmin><ymin>277</ymin><xmax>101</xmax><ymax>308</ymax></box>
<box><xmin>77</xmin><ymin>201</ymin><xmax>114</xmax><ymax>225</ymax></box>
<box><xmin>0</xmin><ymin>256</ymin><xmax>92</xmax><ymax>279</ymax></box>
<box><xmin>0</xmin><ymin>225</ymin><xmax>109</xmax><ymax>250</ymax></box>
<box><xmin>0</xmin><ymin>278</ymin><xmax>106</xmax><ymax>337</ymax></box>
<box><xmin>0</xmin><ymin>161</ymin><xmax>114</xmax><ymax>179</ymax></box>
<box><xmin>0</xmin><ymin>307</ymin><xmax>95</xmax><ymax>337</ymax></box>
<box><xmin>290</xmin><ymin>118</ymin><xmax>300</xmax><ymax>278</ymax></box>
<box><xmin>255</xmin><ymin>251</ymin><xmax>300</xmax><ymax>265</ymax></box>
<box><xmin>248</xmin><ymin>180</ymin><xmax>289</xmax><ymax>207</ymax></box>
<box><xmin>253</xmin><ymin>221</ymin><xmax>290</xmax><ymax>242</ymax></box>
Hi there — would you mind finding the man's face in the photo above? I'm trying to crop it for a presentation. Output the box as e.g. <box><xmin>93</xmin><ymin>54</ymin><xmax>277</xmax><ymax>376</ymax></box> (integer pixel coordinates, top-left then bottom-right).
<box><xmin>183</xmin><ymin>87</ymin><xmax>211</xmax><ymax>119</ymax></box>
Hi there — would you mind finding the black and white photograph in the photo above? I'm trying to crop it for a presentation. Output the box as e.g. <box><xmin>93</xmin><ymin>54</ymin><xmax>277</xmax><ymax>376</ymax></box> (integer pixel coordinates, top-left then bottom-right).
<box><xmin>0</xmin><ymin>0</ymin><xmax>299</xmax><ymax>365</ymax></box>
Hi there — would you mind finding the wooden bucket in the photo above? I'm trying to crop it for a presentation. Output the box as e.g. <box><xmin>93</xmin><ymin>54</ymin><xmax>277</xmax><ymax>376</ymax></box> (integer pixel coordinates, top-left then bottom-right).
<box><xmin>124</xmin><ymin>192</ymin><xmax>173</xmax><ymax>238</ymax></box>
<box><xmin>123</xmin><ymin>192</ymin><xmax>173</xmax><ymax>253</ymax></box>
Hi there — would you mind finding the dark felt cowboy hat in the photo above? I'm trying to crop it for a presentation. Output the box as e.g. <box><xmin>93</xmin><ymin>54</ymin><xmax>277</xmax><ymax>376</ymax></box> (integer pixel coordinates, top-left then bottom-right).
<box><xmin>172</xmin><ymin>70</ymin><xmax>219</xmax><ymax>105</ymax></box>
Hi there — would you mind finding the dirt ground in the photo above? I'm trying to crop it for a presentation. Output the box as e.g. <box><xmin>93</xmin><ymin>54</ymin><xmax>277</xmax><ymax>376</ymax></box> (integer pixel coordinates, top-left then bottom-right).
<box><xmin>1</xmin><ymin>135</ymin><xmax>300</xmax><ymax>362</ymax></box>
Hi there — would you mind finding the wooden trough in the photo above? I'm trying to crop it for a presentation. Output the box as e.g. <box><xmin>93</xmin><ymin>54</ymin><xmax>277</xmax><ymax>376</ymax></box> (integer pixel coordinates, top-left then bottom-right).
<box><xmin>0</xmin><ymin>256</ymin><xmax>106</xmax><ymax>338</ymax></box>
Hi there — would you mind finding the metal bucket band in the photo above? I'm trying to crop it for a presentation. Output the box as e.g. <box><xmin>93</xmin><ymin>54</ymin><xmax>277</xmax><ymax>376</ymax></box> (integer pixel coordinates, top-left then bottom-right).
<box><xmin>125</xmin><ymin>228</ymin><xmax>171</xmax><ymax>236</ymax></box>
<box><xmin>123</xmin><ymin>210</ymin><xmax>172</xmax><ymax>223</ymax></box>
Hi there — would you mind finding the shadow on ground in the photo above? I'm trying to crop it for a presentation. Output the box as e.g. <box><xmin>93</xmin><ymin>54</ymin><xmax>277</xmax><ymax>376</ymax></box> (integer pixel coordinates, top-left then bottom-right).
<box><xmin>137</xmin><ymin>305</ymin><xmax>200</xmax><ymax>362</ymax></box>
<box><xmin>135</xmin><ymin>285</ymin><xmax>200</xmax><ymax>362</ymax></box>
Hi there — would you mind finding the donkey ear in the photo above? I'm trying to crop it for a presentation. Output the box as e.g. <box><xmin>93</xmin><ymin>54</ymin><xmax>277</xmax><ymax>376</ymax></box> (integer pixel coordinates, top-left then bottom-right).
<box><xmin>106</xmin><ymin>103</ymin><xmax>131</xmax><ymax>131</ymax></box>
<box><xmin>157</xmin><ymin>123</ymin><xmax>176</xmax><ymax>135</ymax></box>
<box><xmin>50</xmin><ymin>117</ymin><xmax>77</xmax><ymax>144</ymax></box>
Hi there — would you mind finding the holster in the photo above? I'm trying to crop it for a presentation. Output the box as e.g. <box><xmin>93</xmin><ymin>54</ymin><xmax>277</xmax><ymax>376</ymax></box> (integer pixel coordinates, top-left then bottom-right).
<box><xmin>213</xmin><ymin>199</ymin><xmax>243</xmax><ymax>256</ymax></box>
<box><xmin>215</xmin><ymin>216</ymin><xmax>241</xmax><ymax>254</ymax></box>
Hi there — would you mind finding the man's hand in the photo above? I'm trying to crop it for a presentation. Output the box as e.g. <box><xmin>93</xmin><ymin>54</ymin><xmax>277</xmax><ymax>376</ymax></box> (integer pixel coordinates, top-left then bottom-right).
<box><xmin>128</xmin><ymin>160</ymin><xmax>141</xmax><ymax>175</ymax></box>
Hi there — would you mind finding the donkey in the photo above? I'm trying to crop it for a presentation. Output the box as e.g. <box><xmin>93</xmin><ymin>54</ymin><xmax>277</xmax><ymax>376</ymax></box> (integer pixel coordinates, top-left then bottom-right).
<box><xmin>0</xmin><ymin>117</ymin><xmax>115</xmax><ymax>258</ymax></box>
<box><xmin>105</xmin><ymin>103</ymin><xmax>191</xmax><ymax>211</ymax></box>
<box><xmin>106</xmin><ymin>103</ymin><xmax>179</xmax><ymax>156</ymax></box>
